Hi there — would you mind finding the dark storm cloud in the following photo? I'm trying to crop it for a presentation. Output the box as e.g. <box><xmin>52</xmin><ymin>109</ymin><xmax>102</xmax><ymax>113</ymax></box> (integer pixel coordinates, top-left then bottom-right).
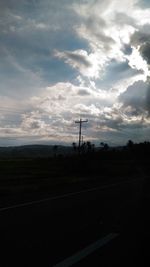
<box><xmin>101</xmin><ymin>116</ymin><xmax>123</xmax><ymax>130</ymax></box>
<box><xmin>131</xmin><ymin>31</ymin><xmax>150</xmax><ymax>45</ymax></box>
<box><xmin>119</xmin><ymin>80</ymin><xmax>150</xmax><ymax>114</ymax></box>
<box><xmin>140</xmin><ymin>42</ymin><xmax>150</xmax><ymax>65</ymax></box>
<box><xmin>146</xmin><ymin>81</ymin><xmax>150</xmax><ymax>113</ymax></box>
<box><xmin>131</xmin><ymin>24</ymin><xmax>150</xmax><ymax>65</ymax></box>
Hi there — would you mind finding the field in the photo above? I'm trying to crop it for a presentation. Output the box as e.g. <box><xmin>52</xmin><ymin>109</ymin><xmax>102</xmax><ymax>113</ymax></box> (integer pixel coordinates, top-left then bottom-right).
<box><xmin>0</xmin><ymin>150</ymin><xmax>149</xmax><ymax>206</ymax></box>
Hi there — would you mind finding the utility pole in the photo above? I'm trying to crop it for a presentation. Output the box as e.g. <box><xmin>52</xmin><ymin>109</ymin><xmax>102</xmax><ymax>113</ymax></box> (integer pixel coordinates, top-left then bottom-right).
<box><xmin>75</xmin><ymin>119</ymin><xmax>88</xmax><ymax>152</ymax></box>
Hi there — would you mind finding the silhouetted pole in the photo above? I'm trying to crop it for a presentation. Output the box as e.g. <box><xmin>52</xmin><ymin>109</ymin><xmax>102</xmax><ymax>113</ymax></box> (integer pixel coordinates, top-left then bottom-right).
<box><xmin>75</xmin><ymin>119</ymin><xmax>88</xmax><ymax>153</ymax></box>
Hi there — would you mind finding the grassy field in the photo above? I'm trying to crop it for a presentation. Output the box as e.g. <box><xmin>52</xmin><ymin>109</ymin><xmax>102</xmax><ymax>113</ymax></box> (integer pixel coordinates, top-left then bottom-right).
<box><xmin>0</xmin><ymin>154</ymin><xmax>149</xmax><ymax>199</ymax></box>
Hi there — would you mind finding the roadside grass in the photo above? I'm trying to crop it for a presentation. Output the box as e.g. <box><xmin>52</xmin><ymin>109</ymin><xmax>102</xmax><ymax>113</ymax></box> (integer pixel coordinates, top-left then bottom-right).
<box><xmin>0</xmin><ymin>156</ymin><xmax>148</xmax><ymax>198</ymax></box>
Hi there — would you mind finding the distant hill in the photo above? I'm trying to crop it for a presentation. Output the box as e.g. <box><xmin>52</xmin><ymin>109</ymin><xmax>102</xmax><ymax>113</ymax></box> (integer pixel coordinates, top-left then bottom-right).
<box><xmin>0</xmin><ymin>145</ymin><xmax>73</xmax><ymax>158</ymax></box>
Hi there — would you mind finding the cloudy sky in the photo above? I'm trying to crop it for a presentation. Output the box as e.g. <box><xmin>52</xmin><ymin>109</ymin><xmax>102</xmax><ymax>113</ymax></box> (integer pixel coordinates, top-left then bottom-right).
<box><xmin>1</xmin><ymin>0</ymin><xmax>150</xmax><ymax>146</ymax></box>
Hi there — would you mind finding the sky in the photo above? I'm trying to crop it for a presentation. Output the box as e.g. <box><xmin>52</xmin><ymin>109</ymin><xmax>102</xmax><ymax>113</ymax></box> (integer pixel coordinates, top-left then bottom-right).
<box><xmin>1</xmin><ymin>0</ymin><xmax>150</xmax><ymax>146</ymax></box>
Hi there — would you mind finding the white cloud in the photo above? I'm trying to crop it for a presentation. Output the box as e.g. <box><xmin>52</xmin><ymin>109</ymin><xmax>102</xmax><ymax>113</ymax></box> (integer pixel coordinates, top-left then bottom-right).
<box><xmin>54</xmin><ymin>49</ymin><xmax>102</xmax><ymax>79</ymax></box>
<box><xmin>51</xmin><ymin>0</ymin><xmax>150</xmax><ymax>95</ymax></box>
<box><xmin>1</xmin><ymin>0</ymin><xmax>150</xmax><ymax>145</ymax></box>
<box><xmin>126</xmin><ymin>46</ymin><xmax>150</xmax><ymax>78</ymax></box>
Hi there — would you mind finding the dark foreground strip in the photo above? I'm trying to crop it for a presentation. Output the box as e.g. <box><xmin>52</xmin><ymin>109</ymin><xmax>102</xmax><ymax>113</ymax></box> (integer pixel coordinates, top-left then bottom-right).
<box><xmin>53</xmin><ymin>233</ymin><xmax>119</xmax><ymax>267</ymax></box>
<box><xmin>0</xmin><ymin>177</ymin><xmax>143</xmax><ymax>212</ymax></box>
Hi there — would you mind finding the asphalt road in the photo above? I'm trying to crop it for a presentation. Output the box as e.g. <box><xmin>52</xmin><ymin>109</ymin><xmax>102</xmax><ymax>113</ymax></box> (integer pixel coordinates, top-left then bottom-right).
<box><xmin>0</xmin><ymin>176</ymin><xmax>149</xmax><ymax>267</ymax></box>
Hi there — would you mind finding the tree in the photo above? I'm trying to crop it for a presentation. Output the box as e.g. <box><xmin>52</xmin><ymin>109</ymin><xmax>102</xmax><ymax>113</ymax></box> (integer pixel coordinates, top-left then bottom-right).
<box><xmin>72</xmin><ymin>142</ymin><xmax>77</xmax><ymax>152</ymax></box>
<box><xmin>127</xmin><ymin>140</ymin><xmax>134</xmax><ymax>149</ymax></box>
<box><xmin>104</xmin><ymin>143</ymin><xmax>109</xmax><ymax>151</ymax></box>
<box><xmin>100</xmin><ymin>142</ymin><xmax>109</xmax><ymax>151</ymax></box>
<box><xmin>86</xmin><ymin>141</ymin><xmax>92</xmax><ymax>152</ymax></box>
<box><xmin>80</xmin><ymin>142</ymin><xmax>86</xmax><ymax>153</ymax></box>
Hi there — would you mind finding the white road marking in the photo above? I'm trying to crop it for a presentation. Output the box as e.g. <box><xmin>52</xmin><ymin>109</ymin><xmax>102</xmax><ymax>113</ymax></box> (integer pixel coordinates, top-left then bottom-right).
<box><xmin>0</xmin><ymin>177</ymin><xmax>142</xmax><ymax>212</ymax></box>
<box><xmin>53</xmin><ymin>233</ymin><xmax>119</xmax><ymax>267</ymax></box>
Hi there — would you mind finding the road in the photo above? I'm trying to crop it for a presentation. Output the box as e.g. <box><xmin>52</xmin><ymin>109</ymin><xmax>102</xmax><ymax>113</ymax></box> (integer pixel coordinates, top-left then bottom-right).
<box><xmin>0</xmin><ymin>177</ymin><xmax>149</xmax><ymax>267</ymax></box>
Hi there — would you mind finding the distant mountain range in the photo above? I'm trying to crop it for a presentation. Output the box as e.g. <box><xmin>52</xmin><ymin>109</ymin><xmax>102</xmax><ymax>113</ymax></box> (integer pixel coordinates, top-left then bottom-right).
<box><xmin>0</xmin><ymin>145</ymin><xmax>73</xmax><ymax>158</ymax></box>
<box><xmin>0</xmin><ymin>144</ymin><xmax>127</xmax><ymax>159</ymax></box>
